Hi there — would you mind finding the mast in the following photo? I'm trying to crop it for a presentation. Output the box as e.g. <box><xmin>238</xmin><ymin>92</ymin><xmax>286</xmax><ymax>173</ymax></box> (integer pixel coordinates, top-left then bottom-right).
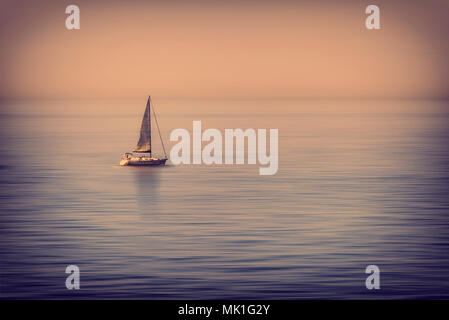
<box><xmin>149</xmin><ymin>95</ymin><xmax>152</xmax><ymax>157</ymax></box>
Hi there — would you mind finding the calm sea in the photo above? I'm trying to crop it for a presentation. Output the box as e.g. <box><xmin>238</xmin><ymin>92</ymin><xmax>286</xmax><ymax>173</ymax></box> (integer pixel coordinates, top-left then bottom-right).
<box><xmin>1</xmin><ymin>98</ymin><xmax>449</xmax><ymax>299</ymax></box>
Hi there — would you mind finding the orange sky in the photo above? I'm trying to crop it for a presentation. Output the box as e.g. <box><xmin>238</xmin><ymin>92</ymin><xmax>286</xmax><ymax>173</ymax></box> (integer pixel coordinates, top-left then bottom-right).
<box><xmin>0</xmin><ymin>0</ymin><xmax>448</xmax><ymax>99</ymax></box>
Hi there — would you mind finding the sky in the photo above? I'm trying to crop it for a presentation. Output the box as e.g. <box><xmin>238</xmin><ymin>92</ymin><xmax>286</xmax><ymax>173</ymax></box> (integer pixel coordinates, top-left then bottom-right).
<box><xmin>0</xmin><ymin>0</ymin><xmax>448</xmax><ymax>99</ymax></box>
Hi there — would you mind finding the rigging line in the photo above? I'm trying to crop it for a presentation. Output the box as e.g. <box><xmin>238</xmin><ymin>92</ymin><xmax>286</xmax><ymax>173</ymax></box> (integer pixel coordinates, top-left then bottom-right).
<box><xmin>151</xmin><ymin>99</ymin><xmax>168</xmax><ymax>159</ymax></box>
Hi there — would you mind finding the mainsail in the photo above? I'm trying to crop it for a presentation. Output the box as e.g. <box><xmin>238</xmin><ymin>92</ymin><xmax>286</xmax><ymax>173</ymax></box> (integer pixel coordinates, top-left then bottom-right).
<box><xmin>134</xmin><ymin>96</ymin><xmax>152</xmax><ymax>153</ymax></box>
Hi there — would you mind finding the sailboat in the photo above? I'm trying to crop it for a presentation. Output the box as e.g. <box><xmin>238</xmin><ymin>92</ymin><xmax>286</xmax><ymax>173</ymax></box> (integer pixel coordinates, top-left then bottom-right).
<box><xmin>120</xmin><ymin>96</ymin><xmax>168</xmax><ymax>166</ymax></box>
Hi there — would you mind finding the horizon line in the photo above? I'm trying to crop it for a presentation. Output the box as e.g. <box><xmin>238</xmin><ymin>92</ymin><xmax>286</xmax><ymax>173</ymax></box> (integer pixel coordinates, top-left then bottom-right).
<box><xmin>1</xmin><ymin>95</ymin><xmax>449</xmax><ymax>102</ymax></box>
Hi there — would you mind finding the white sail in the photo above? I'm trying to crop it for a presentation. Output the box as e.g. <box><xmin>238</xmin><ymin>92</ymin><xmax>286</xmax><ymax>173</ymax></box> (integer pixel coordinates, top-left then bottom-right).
<box><xmin>134</xmin><ymin>97</ymin><xmax>152</xmax><ymax>153</ymax></box>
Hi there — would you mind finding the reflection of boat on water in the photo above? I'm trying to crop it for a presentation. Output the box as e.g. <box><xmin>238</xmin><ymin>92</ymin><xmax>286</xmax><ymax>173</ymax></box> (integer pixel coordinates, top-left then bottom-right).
<box><xmin>120</xmin><ymin>96</ymin><xmax>168</xmax><ymax>166</ymax></box>
<box><xmin>133</xmin><ymin>166</ymin><xmax>161</xmax><ymax>212</ymax></box>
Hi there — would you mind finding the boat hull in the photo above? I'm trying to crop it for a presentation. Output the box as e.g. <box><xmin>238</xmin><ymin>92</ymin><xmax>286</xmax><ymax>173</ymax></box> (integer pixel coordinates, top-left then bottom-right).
<box><xmin>120</xmin><ymin>158</ymin><xmax>167</xmax><ymax>166</ymax></box>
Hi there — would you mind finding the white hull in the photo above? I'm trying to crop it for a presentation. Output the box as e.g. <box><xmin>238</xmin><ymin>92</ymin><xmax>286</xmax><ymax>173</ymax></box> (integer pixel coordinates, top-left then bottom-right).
<box><xmin>120</xmin><ymin>155</ymin><xmax>167</xmax><ymax>166</ymax></box>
